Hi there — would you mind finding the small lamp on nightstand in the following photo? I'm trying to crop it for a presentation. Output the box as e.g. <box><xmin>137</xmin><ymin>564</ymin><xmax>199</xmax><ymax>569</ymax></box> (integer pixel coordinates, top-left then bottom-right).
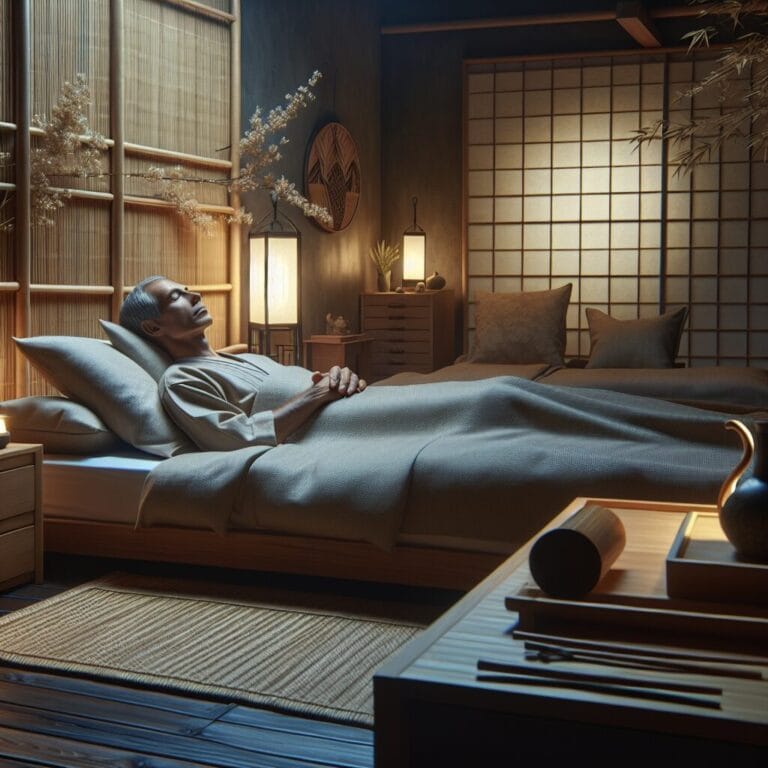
<box><xmin>0</xmin><ymin>416</ymin><xmax>9</xmax><ymax>449</ymax></box>
<box><xmin>402</xmin><ymin>195</ymin><xmax>426</xmax><ymax>285</ymax></box>
<box><xmin>248</xmin><ymin>192</ymin><xmax>301</xmax><ymax>365</ymax></box>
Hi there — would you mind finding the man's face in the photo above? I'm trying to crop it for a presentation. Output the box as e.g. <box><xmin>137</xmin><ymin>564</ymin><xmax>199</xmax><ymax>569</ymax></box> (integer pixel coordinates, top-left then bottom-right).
<box><xmin>142</xmin><ymin>278</ymin><xmax>213</xmax><ymax>341</ymax></box>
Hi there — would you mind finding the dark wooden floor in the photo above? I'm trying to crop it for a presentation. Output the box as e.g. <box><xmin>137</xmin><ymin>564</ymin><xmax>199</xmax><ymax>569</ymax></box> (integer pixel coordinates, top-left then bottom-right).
<box><xmin>0</xmin><ymin>555</ymin><xmax>459</xmax><ymax>767</ymax></box>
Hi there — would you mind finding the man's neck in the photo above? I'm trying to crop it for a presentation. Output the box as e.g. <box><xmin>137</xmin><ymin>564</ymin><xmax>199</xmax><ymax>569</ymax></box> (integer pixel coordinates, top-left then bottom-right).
<box><xmin>164</xmin><ymin>336</ymin><xmax>218</xmax><ymax>361</ymax></box>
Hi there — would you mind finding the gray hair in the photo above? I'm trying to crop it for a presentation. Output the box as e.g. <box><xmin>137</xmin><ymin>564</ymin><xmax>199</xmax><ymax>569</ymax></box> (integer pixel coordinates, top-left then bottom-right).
<box><xmin>119</xmin><ymin>275</ymin><xmax>165</xmax><ymax>337</ymax></box>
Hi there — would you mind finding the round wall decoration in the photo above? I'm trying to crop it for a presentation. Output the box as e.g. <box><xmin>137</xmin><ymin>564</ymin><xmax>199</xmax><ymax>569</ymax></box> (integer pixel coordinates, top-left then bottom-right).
<box><xmin>305</xmin><ymin>122</ymin><xmax>361</xmax><ymax>232</ymax></box>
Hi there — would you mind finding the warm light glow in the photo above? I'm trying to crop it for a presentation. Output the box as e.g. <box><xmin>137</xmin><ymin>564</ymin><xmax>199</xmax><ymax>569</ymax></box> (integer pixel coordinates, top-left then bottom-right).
<box><xmin>403</xmin><ymin>233</ymin><xmax>426</xmax><ymax>281</ymax></box>
<box><xmin>249</xmin><ymin>234</ymin><xmax>299</xmax><ymax>325</ymax></box>
<box><xmin>0</xmin><ymin>416</ymin><xmax>6</xmax><ymax>433</ymax></box>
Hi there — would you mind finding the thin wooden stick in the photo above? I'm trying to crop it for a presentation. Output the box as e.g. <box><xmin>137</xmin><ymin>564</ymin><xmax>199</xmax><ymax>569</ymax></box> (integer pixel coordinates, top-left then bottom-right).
<box><xmin>512</xmin><ymin>629</ymin><xmax>768</xmax><ymax>666</ymax></box>
<box><xmin>477</xmin><ymin>658</ymin><xmax>722</xmax><ymax>695</ymax></box>
<box><xmin>523</xmin><ymin>643</ymin><xmax>763</xmax><ymax>680</ymax></box>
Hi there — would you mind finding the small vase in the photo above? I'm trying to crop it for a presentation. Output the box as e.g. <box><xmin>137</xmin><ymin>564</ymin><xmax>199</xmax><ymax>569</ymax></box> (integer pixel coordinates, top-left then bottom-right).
<box><xmin>425</xmin><ymin>271</ymin><xmax>446</xmax><ymax>290</ymax></box>
<box><xmin>377</xmin><ymin>271</ymin><xmax>392</xmax><ymax>292</ymax></box>
<box><xmin>717</xmin><ymin>419</ymin><xmax>768</xmax><ymax>562</ymax></box>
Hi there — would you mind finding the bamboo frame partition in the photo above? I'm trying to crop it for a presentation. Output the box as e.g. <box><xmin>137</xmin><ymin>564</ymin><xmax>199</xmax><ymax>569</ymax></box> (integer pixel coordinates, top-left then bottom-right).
<box><xmin>3</xmin><ymin>0</ymin><xmax>241</xmax><ymax>398</ymax></box>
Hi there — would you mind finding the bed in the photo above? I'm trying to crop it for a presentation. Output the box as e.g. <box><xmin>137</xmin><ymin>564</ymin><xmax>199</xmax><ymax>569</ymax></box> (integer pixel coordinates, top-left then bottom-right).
<box><xmin>2</xmin><ymin>297</ymin><xmax>767</xmax><ymax>590</ymax></box>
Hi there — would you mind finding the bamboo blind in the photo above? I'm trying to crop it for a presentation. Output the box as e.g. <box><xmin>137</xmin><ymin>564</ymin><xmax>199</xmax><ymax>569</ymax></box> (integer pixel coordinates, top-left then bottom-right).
<box><xmin>1</xmin><ymin>0</ymin><xmax>238</xmax><ymax>398</ymax></box>
<box><xmin>465</xmin><ymin>52</ymin><xmax>768</xmax><ymax>368</ymax></box>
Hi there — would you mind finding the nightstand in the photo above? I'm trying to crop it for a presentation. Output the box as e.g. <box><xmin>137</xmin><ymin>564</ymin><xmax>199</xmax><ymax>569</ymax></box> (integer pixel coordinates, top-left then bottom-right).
<box><xmin>361</xmin><ymin>289</ymin><xmax>455</xmax><ymax>381</ymax></box>
<box><xmin>303</xmin><ymin>334</ymin><xmax>373</xmax><ymax>377</ymax></box>
<box><xmin>0</xmin><ymin>443</ymin><xmax>43</xmax><ymax>591</ymax></box>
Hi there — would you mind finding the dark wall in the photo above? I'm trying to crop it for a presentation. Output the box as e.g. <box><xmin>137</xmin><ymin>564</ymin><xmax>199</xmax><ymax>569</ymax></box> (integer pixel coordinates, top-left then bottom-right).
<box><xmin>240</xmin><ymin>0</ymin><xmax>381</xmax><ymax>340</ymax></box>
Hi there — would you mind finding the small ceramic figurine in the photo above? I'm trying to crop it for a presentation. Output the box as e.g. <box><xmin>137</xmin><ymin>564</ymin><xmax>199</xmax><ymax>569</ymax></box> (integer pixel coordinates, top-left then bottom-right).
<box><xmin>415</xmin><ymin>281</ymin><xmax>426</xmax><ymax>293</ymax></box>
<box><xmin>325</xmin><ymin>313</ymin><xmax>350</xmax><ymax>335</ymax></box>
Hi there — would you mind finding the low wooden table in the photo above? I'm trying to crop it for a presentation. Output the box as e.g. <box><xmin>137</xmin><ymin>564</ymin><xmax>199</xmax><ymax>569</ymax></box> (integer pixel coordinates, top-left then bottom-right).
<box><xmin>302</xmin><ymin>334</ymin><xmax>373</xmax><ymax>376</ymax></box>
<box><xmin>374</xmin><ymin>498</ymin><xmax>768</xmax><ymax>766</ymax></box>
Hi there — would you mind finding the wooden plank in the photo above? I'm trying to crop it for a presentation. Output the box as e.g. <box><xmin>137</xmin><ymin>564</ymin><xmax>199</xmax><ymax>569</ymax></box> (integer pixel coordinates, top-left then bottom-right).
<box><xmin>0</xmin><ymin>680</ymin><xmax>213</xmax><ymax>735</ymax></box>
<box><xmin>221</xmin><ymin>705</ymin><xmax>373</xmax><ymax>745</ymax></box>
<box><xmin>0</xmin><ymin>725</ymin><xmax>218</xmax><ymax>767</ymax></box>
<box><xmin>0</xmin><ymin>666</ymin><xmax>232</xmax><ymax>720</ymax></box>
<box><xmin>200</xmin><ymin>721</ymin><xmax>373</xmax><ymax>768</ymax></box>
<box><xmin>0</xmin><ymin>701</ymin><xmax>323</xmax><ymax>768</ymax></box>
<box><xmin>44</xmin><ymin>519</ymin><xmax>503</xmax><ymax>590</ymax></box>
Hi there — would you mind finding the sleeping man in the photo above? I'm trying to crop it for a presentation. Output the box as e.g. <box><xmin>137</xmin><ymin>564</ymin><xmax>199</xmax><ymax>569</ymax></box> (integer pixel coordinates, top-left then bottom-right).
<box><xmin>119</xmin><ymin>275</ymin><xmax>367</xmax><ymax>451</ymax></box>
<box><xmin>120</xmin><ymin>276</ymin><xmax>739</xmax><ymax>547</ymax></box>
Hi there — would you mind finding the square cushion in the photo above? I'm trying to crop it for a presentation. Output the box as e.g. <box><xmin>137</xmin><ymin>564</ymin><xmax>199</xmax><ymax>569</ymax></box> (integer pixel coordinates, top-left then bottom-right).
<box><xmin>585</xmin><ymin>307</ymin><xmax>688</xmax><ymax>369</ymax></box>
<box><xmin>0</xmin><ymin>396</ymin><xmax>124</xmax><ymax>454</ymax></box>
<box><xmin>100</xmin><ymin>319</ymin><xmax>172</xmax><ymax>381</ymax></box>
<box><xmin>14</xmin><ymin>336</ymin><xmax>195</xmax><ymax>457</ymax></box>
<box><xmin>467</xmin><ymin>284</ymin><xmax>572</xmax><ymax>366</ymax></box>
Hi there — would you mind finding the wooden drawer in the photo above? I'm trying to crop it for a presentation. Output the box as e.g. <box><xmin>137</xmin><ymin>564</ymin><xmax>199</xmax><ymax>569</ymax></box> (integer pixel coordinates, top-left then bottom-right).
<box><xmin>362</xmin><ymin>305</ymin><xmax>432</xmax><ymax>320</ymax></box>
<box><xmin>362</xmin><ymin>317</ymin><xmax>433</xmax><ymax>332</ymax></box>
<box><xmin>366</xmin><ymin>329</ymin><xmax>431</xmax><ymax>343</ymax></box>
<box><xmin>0</xmin><ymin>466</ymin><xmax>36</xmax><ymax>522</ymax></box>
<box><xmin>0</xmin><ymin>526</ymin><xmax>35</xmax><ymax>583</ymax></box>
<box><xmin>370</xmin><ymin>341</ymin><xmax>432</xmax><ymax>356</ymax></box>
<box><xmin>362</xmin><ymin>294</ymin><xmax>432</xmax><ymax>308</ymax></box>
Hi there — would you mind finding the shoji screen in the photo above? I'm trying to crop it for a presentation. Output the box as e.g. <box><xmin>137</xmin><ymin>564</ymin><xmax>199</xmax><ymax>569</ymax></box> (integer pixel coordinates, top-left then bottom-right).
<box><xmin>464</xmin><ymin>52</ymin><xmax>768</xmax><ymax>368</ymax></box>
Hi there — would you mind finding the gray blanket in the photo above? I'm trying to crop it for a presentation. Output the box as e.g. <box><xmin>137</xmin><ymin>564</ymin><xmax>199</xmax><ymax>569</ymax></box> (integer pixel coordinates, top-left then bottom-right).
<box><xmin>137</xmin><ymin>376</ymin><xmax>742</xmax><ymax>549</ymax></box>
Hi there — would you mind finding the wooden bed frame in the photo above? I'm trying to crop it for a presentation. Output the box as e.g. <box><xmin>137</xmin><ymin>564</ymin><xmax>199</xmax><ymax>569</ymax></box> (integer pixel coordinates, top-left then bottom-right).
<box><xmin>44</xmin><ymin>518</ymin><xmax>508</xmax><ymax>591</ymax></box>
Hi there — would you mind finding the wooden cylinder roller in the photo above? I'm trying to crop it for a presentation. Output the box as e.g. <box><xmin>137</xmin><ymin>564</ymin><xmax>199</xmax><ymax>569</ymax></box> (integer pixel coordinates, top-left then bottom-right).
<box><xmin>529</xmin><ymin>504</ymin><xmax>626</xmax><ymax>599</ymax></box>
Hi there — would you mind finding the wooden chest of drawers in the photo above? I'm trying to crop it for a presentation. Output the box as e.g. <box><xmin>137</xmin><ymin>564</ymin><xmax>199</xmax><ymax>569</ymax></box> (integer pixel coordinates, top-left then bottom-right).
<box><xmin>360</xmin><ymin>290</ymin><xmax>455</xmax><ymax>381</ymax></box>
<box><xmin>0</xmin><ymin>443</ymin><xmax>43</xmax><ymax>591</ymax></box>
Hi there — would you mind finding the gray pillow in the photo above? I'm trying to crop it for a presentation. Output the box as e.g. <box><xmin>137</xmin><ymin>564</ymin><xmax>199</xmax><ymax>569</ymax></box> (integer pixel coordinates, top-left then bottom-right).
<box><xmin>0</xmin><ymin>396</ymin><xmax>123</xmax><ymax>454</ymax></box>
<box><xmin>14</xmin><ymin>336</ymin><xmax>195</xmax><ymax>457</ymax></box>
<box><xmin>467</xmin><ymin>284</ymin><xmax>572</xmax><ymax>366</ymax></box>
<box><xmin>99</xmin><ymin>319</ymin><xmax>172</xmax><ymax>381</ymax></box>
<box><xmin>585</xmin><ymin>307</ymin><xmax>688</xmax><ymax>369</ymax></box>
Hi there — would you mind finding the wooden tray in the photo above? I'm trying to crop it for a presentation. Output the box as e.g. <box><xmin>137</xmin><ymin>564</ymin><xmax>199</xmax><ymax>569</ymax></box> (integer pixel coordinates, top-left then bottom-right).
<box><xmin>666</xmin><ymin>511</ymin><xmax>768</xmax><ymax>607</ymax></box>
<box><xmin>505</xmin><ymin>506</ymin><xmax>768</xmax><ymax>653</ymax></box>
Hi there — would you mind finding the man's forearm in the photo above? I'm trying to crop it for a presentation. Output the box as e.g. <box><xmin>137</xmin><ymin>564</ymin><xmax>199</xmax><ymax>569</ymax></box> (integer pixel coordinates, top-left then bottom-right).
<box><xmin>272</xmin><ymin>386</ymin><xmax>334</xmax><ymax>443</ymax></box>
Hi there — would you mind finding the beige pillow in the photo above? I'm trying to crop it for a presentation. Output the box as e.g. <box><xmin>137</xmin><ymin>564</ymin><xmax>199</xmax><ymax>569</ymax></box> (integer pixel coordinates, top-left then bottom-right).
<box><xmin>14</xmin><ymin>336</ymin><xmax>195</xmax><ymax>457</ymax></box>
<box><xmin>585</xmin><ymin>307</ymin><xmax>688</xmax><ymax>369</ymax></box>
<box><xmin>100</xmin><ymin>319</ymin><xmax>172</xmax><ymax>381</ymax></box>
<box><xmin>468</xmin><ymin>284</ymin><xmax>572</xmax><ymax>366</ymax></box>
<box><xmin>0</xmin><ymin>396</ymin><xmax>124</xmax><ymax>454</ymax></box>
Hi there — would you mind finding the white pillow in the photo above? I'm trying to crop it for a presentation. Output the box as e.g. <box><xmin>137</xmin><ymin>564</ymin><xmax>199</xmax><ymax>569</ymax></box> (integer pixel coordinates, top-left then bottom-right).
<box><xmin>14</xmin><ymin>336</ymin><xmax>195</xmax><ymax>457</ymax></box>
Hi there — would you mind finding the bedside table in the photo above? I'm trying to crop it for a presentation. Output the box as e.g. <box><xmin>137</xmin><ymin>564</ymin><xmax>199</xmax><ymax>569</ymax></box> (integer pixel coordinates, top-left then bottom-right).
<box><xmin>303</xmin><ymin>334</ymin><xmax>373</xmax><ymax>377</ymax></box>
<box><xmin>0</xmin><ymin>443</ymin><xmax>43</xmax><ymax>591</ymax></box>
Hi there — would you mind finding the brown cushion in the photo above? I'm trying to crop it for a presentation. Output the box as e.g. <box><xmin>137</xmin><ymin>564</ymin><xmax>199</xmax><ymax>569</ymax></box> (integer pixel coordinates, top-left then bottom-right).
<box><xmin>585</xmin><ymin>307</ymin><xmax>688</xmax><ymax>369</ymax></box>
<box><xmin>468</xmin><ymin>284</ymin><xmax>572</xmax><ymax>366</ymax></box>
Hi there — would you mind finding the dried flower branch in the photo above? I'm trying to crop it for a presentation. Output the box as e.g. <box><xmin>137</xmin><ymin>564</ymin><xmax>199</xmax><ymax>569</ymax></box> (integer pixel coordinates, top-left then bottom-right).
<box><xmin>632</xmin><ymin>0</ymin><xmax>768</xmax><ymax>173</ymax></box>
<box><xmin>236</xmin><ymin>71</ymin><xmax>332</xmax><ymax>226</ymax></box>
<box><xmin>0</xmin><ymin>74</ymin><xmax>106</xmax><ymax>230</ymax></box>
<box><xmin>369</xmin><ymin>240</ymin><xmax>400</xmax><ymax>275</ymax></box>
<box><xmin>122</xmin><ymin>71</ymin><xmax>331</xmax><ymax>233</ymax></box>
<box><xmin>4</xmin><ymin>72</ymin><xmax>330</xmax><ymax>234</ymax></box>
